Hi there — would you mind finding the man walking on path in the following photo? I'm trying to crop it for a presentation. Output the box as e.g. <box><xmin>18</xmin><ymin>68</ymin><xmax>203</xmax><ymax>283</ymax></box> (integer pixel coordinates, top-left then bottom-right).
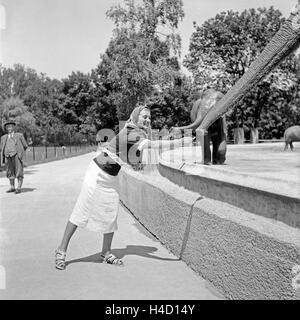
<box><xmin>0</xmin><ymin>120</ymin><xmax>28</xmax><ymax>194</ymax></box>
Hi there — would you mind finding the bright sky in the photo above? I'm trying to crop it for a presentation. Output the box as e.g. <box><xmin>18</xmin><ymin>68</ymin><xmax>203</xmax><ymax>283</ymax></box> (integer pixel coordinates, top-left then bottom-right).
<box><xmin>0</xmin><ymin>0</ymin><xmax>295</xmax><ymax>80</ymax></box>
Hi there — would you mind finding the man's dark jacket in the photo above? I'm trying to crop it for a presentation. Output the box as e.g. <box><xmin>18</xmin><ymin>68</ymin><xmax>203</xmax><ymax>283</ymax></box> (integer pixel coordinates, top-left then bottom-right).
<box><xmin>0</xmin><ymin>133</ymin><xmax>28</xmax><ymax>166</ymax></box>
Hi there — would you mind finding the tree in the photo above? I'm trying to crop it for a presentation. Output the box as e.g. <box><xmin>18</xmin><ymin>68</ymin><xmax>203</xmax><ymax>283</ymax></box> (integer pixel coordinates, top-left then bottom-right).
<box><xmin>60</xmin><ymin>71</ymin><xmax>96</xmax><ymax>128</ymax></box>
<box><xmin>0</xmin><ymin>97</ymin><xmax>38</xmax><ymax>138</ymax></box>
<box><xmin>82</xmin><ymin>69</ymin><xmax>119</xmax><ymax>132</ymax></box>
<box><xmin>0</xmin><ymin>64</ymin><xmax>102</xmax><ymax>144</ymax></box>
<box><xmin>258</xmin><ymin>69</ymin><xmax>300</xmax><ymax>139</ymax></box>
<box><xmin>95</xmin><ymin>0</ymin><xmax>185</xmax><ymax>122</ymax></box>
<box><xmin>0</xmin><ymin>64</ymin><xmax>70</xmax><ymax>144</ymax></box>
<box><xmin>147</xmin><ymin>75</ymin><xmax>192</xmax><ymax>129</ymax></box>
<box><xmin>22</xmin><ymin>74</ymin><xmax>66</xmax><ymax>144</ymax></box>
<box><xmin>184</xmin><ymin>7</ymin><xmax>300</xmax><ymax>139</ymax></box>
<box><xmin>0</xmin><ymin>64</ymin><xmax>40</xmax><ymax>101</ymax></box>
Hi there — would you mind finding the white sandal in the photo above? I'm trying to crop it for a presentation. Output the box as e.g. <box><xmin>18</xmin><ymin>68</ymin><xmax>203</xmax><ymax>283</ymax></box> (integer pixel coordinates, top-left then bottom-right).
<box><xmin>101</xmin><ymin>253</ymin><xmax>124</xmax><ymax>266</ymax></box>
<box><xmin>55</xmin><ymin>249</ymin><xmax>67</xmax><ymax>270</ymax></box>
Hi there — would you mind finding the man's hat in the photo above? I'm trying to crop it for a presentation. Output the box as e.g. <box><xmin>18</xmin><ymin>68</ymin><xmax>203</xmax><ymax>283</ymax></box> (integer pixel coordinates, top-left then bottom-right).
<box><xmin>4</xmin><ymin>119</ymin><xmax>16</xmax><ymax>127</ymax></box>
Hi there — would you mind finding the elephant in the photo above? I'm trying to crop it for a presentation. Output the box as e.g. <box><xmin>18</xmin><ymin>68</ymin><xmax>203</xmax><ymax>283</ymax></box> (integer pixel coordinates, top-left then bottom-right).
<box><xmin>171</xmin><ymin>89</ymin><xmax>226</xmax><ymax>164</ymax></box>
<box><xmin>284</xmin><ymin>125</ymin><xmax>300</xmax><ymax>150</ymax></box>
<box><xmin>184</xmin><ymin>89</ymin><xmax>227</xmax><ymax>164</ymax></box>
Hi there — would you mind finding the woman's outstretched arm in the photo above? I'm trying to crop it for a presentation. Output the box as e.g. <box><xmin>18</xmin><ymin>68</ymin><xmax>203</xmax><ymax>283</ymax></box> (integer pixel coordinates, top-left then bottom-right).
<box><xmin>139</xmin><ymin>136</ymin><xmax>193</xmax><ymax>151</ymax></box>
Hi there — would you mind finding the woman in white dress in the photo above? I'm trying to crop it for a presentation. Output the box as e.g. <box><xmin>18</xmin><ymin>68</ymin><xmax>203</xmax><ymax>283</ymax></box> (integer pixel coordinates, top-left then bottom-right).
<box><xmin>55</xmin><ymin>105</ymin><xmax>192</xmax><ymax>270</ymax></box>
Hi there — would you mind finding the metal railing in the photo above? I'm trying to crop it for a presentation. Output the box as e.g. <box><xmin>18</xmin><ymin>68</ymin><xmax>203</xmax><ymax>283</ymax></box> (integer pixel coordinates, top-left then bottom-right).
<box><xmin>0</xmin><ymin>145</ymin><xmax>96</xmax><ymax>171</ymax></box>
<box><xmin>226</xmin><ymin>139</ymin><xmax>284</xmax><ymax>144</ymax></box>
<box><xmin>24</xmin><ymin>144</ymin><xmax>96</xmax><ymax>162</ymax></box>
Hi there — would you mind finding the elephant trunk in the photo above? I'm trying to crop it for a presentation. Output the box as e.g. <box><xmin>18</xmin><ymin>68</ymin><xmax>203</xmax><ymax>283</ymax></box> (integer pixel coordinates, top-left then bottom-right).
<box><xmin>175</xmin><ymin>118</ymin><xmax>205</xmax><ymax>131</ymax></box>
<box><xmin>198</xmin><ymin>1</ymin><xmax>300</xmax><ymax>131</ymax></box>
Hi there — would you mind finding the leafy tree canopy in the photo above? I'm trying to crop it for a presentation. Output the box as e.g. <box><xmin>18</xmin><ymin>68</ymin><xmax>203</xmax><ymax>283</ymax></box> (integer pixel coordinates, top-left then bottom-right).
<box><xmin>94</xmin><ymin>0</ymin><xmax>185</xmax><ymax>121</ymax></box>
<box><xmin>0</xmin><ymin>96</ymin><xmax>37</xmax><ymax>138</ymax></box>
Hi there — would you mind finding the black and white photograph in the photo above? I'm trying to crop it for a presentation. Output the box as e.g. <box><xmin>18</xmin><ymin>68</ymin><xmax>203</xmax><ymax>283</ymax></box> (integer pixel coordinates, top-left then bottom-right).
<box><xmin>0</xmin><ymin>0</ymin><xmax>299</xmax><ymax>303</ymax></box>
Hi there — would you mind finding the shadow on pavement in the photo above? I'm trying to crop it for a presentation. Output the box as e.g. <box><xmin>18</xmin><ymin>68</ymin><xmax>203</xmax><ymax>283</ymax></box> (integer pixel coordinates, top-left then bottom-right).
<box><xmin>66</xmin><ymin>245</ymin><xmax>179</xmax><ymax>266</ymax></box>
<box><xmin>24</xmin><ymin>169</ymin><xmax>39</xmax><ymax>175</ymax></box>
<box><xmin>19</xmin><ymin>188</ymin><xmax>36</xmax><ymax>193</ymax></box>
<box><xmin>0</xmin><ymin>187</ymin><xmax>36</xmax><ymax>193</ymax></box>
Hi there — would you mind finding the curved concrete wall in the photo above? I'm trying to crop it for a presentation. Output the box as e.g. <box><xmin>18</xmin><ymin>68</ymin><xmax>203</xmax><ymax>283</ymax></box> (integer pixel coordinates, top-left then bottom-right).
<box><xmin>119</xmin><ymin>167</ymin><xmax>300</xmax><ymax>300</ymax></box>
<box><xmin>158</xmin><ymin>161</ymin><xmax>300</xmax><ymax>229</ymax></box>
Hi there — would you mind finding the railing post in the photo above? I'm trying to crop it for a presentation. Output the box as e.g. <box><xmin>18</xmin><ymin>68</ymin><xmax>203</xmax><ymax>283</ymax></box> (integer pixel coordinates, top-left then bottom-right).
<box><xmin>234</xmin><ymin>127</ymin><xmax>245</xmax><ymax>144</ymax></box>
<box><xmin>250</xmin><ymin>127</ymin><xmax>259</xmax><ymax>144</ymax></box>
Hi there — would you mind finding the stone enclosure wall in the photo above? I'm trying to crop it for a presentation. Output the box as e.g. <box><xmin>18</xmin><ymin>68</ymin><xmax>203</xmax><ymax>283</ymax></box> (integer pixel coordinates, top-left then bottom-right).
<box><xmin>119</xmin><ymin>167</ymin><xmax>300</xmax><ymax>300</ymax></box>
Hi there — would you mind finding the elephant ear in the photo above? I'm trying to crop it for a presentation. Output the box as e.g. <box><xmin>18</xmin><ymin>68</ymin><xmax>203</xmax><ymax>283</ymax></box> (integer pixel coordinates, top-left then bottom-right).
<box><xmin>195</xmin><ymin>89</ymin><xmax>224</xmax><ymax>123</ymax></box>
<box><xmin>199</xmin><ymin>1</ymin><xmax>300</xmax><ymax>131</ymax></box>
<box><xmin>176</xmin><ymin>89</ymin><xmax>224</xmax><ymax>131</ymax></box>
<box><xmin>190</xmin><ymin>97</ymin><xmax>210</xmax><ymax>123</ymax></box>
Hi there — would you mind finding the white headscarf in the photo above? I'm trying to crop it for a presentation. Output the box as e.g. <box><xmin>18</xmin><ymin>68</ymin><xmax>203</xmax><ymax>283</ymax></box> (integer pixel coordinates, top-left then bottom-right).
<box><xmin>125</xmin><ymin>105</ymin><xmax>151</xmax><ymax>137</ymax></box>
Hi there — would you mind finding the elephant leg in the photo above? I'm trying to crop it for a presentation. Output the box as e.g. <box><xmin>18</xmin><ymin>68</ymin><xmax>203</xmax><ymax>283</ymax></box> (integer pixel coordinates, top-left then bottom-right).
<box><xmin>290</xmin><ymin>141</ymin><xmax>294</xmax><ymax>151</ymax></box>
<box><xmin>217</xmin><ymin>140</ymin><xmax>227</xmax><ymax>164</ymax></box>
<box><xmin>204</xmin><ymin>135</ymin><xmax>211</xmax><ymax>164</ymax></box>
<box><xmin>284</xmin><ymin>142</ymin><xmax>288</xmax><ymax>151</ymax></box>
<box><xmin>211</xmin><ymin>118</ymin><xmax>227</xmax><ymax>164</ymax></box>
<box><xmin>211</xmin><ymin>136</ymin><xmax>219</xmax><ymax>164</ymax></box>
<box><xmin>211</xmin><ymin>136</ymin><xmax>226</xmax><ymax>164</ymax></box>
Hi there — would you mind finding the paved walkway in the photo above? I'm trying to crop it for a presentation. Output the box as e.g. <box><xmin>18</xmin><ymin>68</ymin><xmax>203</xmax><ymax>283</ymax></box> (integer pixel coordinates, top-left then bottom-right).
<box><xmin>0</xmin><ymin>153</ymin><xmax>223</xmax><ymax>300</ymax></box>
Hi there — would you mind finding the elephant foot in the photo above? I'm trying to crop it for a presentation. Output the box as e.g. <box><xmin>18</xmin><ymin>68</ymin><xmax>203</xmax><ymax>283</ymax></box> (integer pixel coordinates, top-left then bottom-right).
<box><xmin>213</xmin><ymin>161</ymin><xmax>226</xmax><ymax>165</ymax></box>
